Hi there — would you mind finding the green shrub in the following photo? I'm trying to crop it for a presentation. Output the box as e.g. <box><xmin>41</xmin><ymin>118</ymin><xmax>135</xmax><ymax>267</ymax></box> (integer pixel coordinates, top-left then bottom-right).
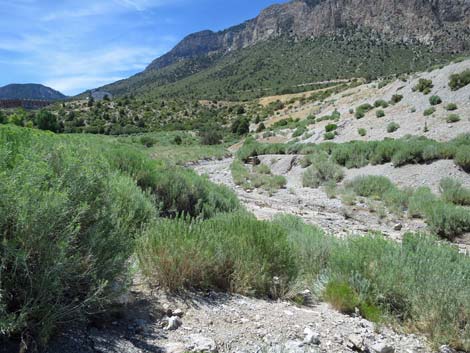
<box><xmin>445</xmin><ymin>103</ymin><xmax>458</xmax><ymax>111</ymax></box>
<box><xmin>390</xmin><ymin>94</ymin><xmax>403</xmax><ymax>104</ymax></box>
<box><xmin>323</xmin><ymin>280</ymin><xmax>360</xmax><ymax>315</ymax></box>
<box><xmin>440</xmin><ymin>178</ymin><xmax>470</xmax><ymax>206</ymax></box>
<box><xmin>387</xmin><ymin>122</ymin><xmax>400</xmax><ymax>133</ymax></box>
<box><xmin>325</xmin><ymin>124</ymin><xmax>338</xmax><ymax>132</ymax></box>
<box><xmin>0</xmin><ymin>111</ymin><xmax>6</xmax><ymax>124</ymax></box>
<box><xmin>140</xmin><ymin>135</ymin><xmax>157</xmax><ymax>147</ymax></box>
<box><xmin>358</xmin><ymin>128</ymin><xmax>367</xmax><ymax>136</ymax></box>
<box><xmin>355</xmin><ymin>103</ymin><xmax>373</xmax><ymax>119</ymax></box>
<box><xmin>302</xmin><ymin>154</ymin><xmax>344</xmax><ymax>188</ymax></box>
<box><xmin>374</xmin><ymin>100</ymin><xmax>389</xmax><ymax>109</ymax></box>
<box><xmin>324</xmin><ymin>132</ymin><xmax>336</xmax><ymax>140</ymax></box>
<box><xmin>455</xmin><ymin>146</ymin><xmax>470</xmax><ymax>172</ymax></box>
<box><xmin>347</xmin><ymin>175</ymin><xmax>395</xmax><ymax>198</ymax></box>
<box><xmin>136</xmin><ymin>212</ymin><xmax>298</xmax><ymax>297</ymax></box>
<box><xmin>423</xmin><ymin>107</ymin><xmax>436</xmax><ymax>116</ymax></box>
<box><xmin>256</xmin><ymin>122</ymin><xmax>266</xmax><ymax>133</ymax></box>
<box><xmin>376</xmin><ymin>109</ymin><xmax>385</xmax><ymax>118</ymax></box>
<box><xmin>292</xmin><ymin>126</ymin><xmax>306</xmax><ymax>137</ymax></box>
<box><xmin>0</xmin><ymin>126</ymin><xmax>156</xmax><ymax>344</ymax></box>
<box><xmin>446</xmin><ymin>114</ymin><xmax>460</xmax><ymax>123</ymax></box>
<box><xmin>449</xmin><ymin>69</ymin><xmax>470</xmax><ymax>91</ymax></box>
<box><xmin>429</xmin><ymin>95</ymin><xmax>442</xmax><ymax>106</ymax></box>
<box><xmin>413</xmin><ymin>78</ymin><xmax>433</xmax><ymax>94</ymax></box>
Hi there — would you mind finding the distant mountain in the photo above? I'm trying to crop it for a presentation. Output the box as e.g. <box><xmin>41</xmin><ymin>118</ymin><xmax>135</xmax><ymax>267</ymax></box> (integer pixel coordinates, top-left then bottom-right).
<box><xmin>98</xmin><ymin>0</ymin><xmax>470</xmax><ymax>100</ymax></box>
<box><xmin>0</xmin><ymin>84</ymin><xmax>67</xmax><ymax>100</ymax></box>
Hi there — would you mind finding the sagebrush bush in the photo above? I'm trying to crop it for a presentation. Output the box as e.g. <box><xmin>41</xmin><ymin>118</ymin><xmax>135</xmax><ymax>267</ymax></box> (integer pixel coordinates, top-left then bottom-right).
<box><xmin>390</xmin><ymin>94</ymin><xmax>403</xmax><ymax>104</ymax></box>
<box><xmin>302</xmin><ymin>154</ymin><xmax>344</xmax><ymax>188</ymax></box>
<box><xmin>440</xmin><ymin>178</ymin><xmax>470</xmax><ymax>206</ymax></box>
<box><xmin>449</xmin><ymin>69</ymin><xmax>470</xmax><ymax>91</ymax></box>
<box><xmin>429</xmin><ymin>95</ymin><xmax>442</xmax><ymax>106</ymax></box>
<box><xmin>0</xmin><ymin>126</ymin><xmax>156</xmax><ymax>344</ymax></box>
<box><xmin>325</xmin><ymin>123</ymin><xmax>338</xmax><ymax>133</ymax></box>
<box><xmin>446</xmin><ymin>114</ymin><xmax>460</xmax><ymax>123</ymax></box>
<box><xmin>136</xmin><ymin>212</ymin><xmax>298</xmax><ymax>297</ymax></box>
<box><xmin>413</xmin><ymin>78</ymin><xmax>433</xmax><ymax>94</ymax></box>
<box><xmin>386</xmin><ymin>122</ymin><xmax>400</xmax><ymax>133</ymax></box>
<box><xmin>358</xmin><ymin>128</ymin><xmax>367</xmax><ymax>136</ymax></box>
<box><xmin>376</xmin><ymin>109</ymin><xmax>385</xmax><ymax>118</ymax></box>
<box><xmin>455</xmin><ymin>146</ymin><xmax>470</xmax><ymax>172</ymax></box>
<box><xmin>347</xmin><ymin>175</ymin><xmax>395</xmax><ymax>198</ymax></box>
<box><xmin>445</xmin><ymin>103</ymin><xmax>458</xmax><ymax>111</ymax></box>
<box><xmin>374</xmin><ymin>100</ymin><xmax>389</xmax><ymax>108</ymax></box>
<box><xmin>324</xmin><ymin>132</ymin><xmax>335</xmax><ymax>140</ymax></box>
<box><xmin>423</xmin><ymin>107</ymin><xmax>436</xmax><ymax>116</ymax></box>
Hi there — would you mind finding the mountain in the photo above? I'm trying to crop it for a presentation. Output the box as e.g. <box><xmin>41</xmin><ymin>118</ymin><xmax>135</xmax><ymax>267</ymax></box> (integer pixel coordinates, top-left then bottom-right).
<box><xmin>0</xmin><ymin>84</ymin><xmax>67</xmax><ymax>100</ymax></box>
<box><xmin>98</xmin><ymin>0</ymin><xmax>470</xmax><ymax>100</ymax></box>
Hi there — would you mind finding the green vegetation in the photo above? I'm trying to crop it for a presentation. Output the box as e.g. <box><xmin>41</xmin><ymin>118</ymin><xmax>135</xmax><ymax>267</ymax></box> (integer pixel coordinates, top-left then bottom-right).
<box><xmin>324</xmin><ymin>132</ymin><xmax>336</xmax><ymax>140</ymax></box>
<box><xmin>358</xmin><ymin>128</ymin><xmax>367</xmax><ymax>136</ymax></box>
<box><xmin>302</xmin><ymin>154</ymin><xmax>345</xmax><ymax>188</ymax></box>
<box><xmin>98</xmin><ymin>30</ymin><xmax>456</xmax><ymax>101</ymax></box>
<box><xmin>390</xmin><ymin>94</ymin><xmax>403</xmax><ymax>104</ymax></box>
<box><xmin>137</xmin><ymin>212</ymin><xmax>297</xmax><ymax>296</ymax></box>
<box><xmin>355</xmin><ymin>103</ymin><xmax>373</xmax><ymax>119</ymax></box>
<box><xmin>446</xmin><ymin>114</ymin><xmax>461</xmax><ymax>123</ymax></box>
<box><xmin>230</xmin><ymin>159</ymin><xmax>286</xmax><ymax>194</ymax></box>
<box><xmin>238</xmin><ymin>134</ymin><xmax>470</xmax><ymax>170</ymax></box>
<box><xmin>429</xmin><ymin>95</ymin><xmax>442</xmax><ymax>106</ymax></box>
<box><xmin>449</xmin><ymin>69</ymin><xmax>470</xmax><ymax>91</ymax></box>
<box><xmin>3</xmin><ymin>124</ymin><xmax>470</xmax><ymax>351</ymax></box>
<box><xmin>423</xmin><ymin>107</ymin><xmax>436</xmax><ymax>116</ymax></box>
<box><xmin>413</xmin><ymin>78</ymin><xmax>433</xmax><ymax>94</ymax></box>
<box><xmin>374</xmin><ymin>99</ymin><xmax>389</xmax><ymax>109</ymax></box>
<box><xmin>346</xmin><ymin>175</ymin><xmax>470</xmax><ymax>240</ymax></box>
<box><xmin>386</xmin><ymin>122</ymin><xmax>400</xmax><ymax>133</ymax></box>
<box><xmin>440</xmin><ymin>178</ymin><xmax>470</xmax><ymax>206</ymax></box>
<box><xmin>325</xmin><ymin>123</ymin><xmax>338</xmax><ymax>132</ymax></box>
<box><xmin>376</xmin><ymin>109</ymin><xmax>385</xmax><ymax>118</ymax></box>
<box><xmin>0</xmin><ymin>126</ymin><xmax>240</xmax><ymax>346</ymax></box>
<box><xmin>445</xmin><ymin>103</ymin><xmax>458</xmax><ymax>111</ymax></box>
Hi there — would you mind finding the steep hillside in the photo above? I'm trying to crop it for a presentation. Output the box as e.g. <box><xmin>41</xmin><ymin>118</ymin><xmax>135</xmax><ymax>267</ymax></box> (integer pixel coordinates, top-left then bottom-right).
<box><xmin>97</xmin><ymin>0</ymin><xmax>469</xmax><ymax>100</ymax></box>
<box><xmin>256</xmin><ymin>58</ymin><xmax>470</xmax><ymax>144</ymax></box>
<box><xmin>0</xmin><ymin>83</ymin><xmax>66</xmax><ymax>100</ymax></box>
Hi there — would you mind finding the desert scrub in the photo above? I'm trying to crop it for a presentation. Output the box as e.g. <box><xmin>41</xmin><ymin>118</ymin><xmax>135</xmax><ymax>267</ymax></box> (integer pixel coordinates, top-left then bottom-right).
<box><xmin>386</xmin><ymin>122</ymin><xmax>400</xmax><ymax>133</ymax></box>
<box><xmin>346</xmin><ymin>175</ymin><xmax>395</xmax><ymax>199</ymax></box>
<box><xmin>136</xmin><ymin>212</ymin><xmax>298</xmax><ymax>297</ymax></box>
<box><xmin>446</xmin><ymin>114</ymin><xmax>460</xmax><ymax>123</ymax></box>
<box><xmin>324</xmin><ymin>132</ymin><xmax>336</xmax><ymax>140</ymax></box>
<box><xmin>423</xmin><ymin>107</ymin><xmax>436</xmax><ymax>116</ymax></box>
<box><xmin>440</xmin><ymin>178</ymin><xmax>470</xmax><ymax>206</ymax></box>
<box><xmin>302</xmin><ymin>154</ymin><xmax>344</xmax><ymax>188</ymax></box>
<box><xmin>429</xmin><ymin>95</ymin><xmax>442</xmax><ymax>106</ymax></box>
<box><xmin>355</xmin><ymin>103</ymin><xmax>373</xmax><ymax>119</ymax></box>
<box><xmin>390</xmin><ymin>94</ymin><xmax>403</xmax><ymax>104</ymax></box>
<box><xmin>0</xmin><ymin>126</ymin><xmax>156</xmax><ymax>345</ymax></box>
<box><xmin>231</xmin><ymin>159</ymin><xmax>286</xmax><ymax>193</ymax></box>
<box><xmin>449</xmin><ymin>69</ymin><xmax>470</xmax><ymax>90</ymax></box>
<box><xmin>445</xmin><ymin>103</ymin><xmax>458</xmax><ymax>111</ymax></box>
<box><xmin>413</xmin><ymin>78</ymin><xmax>433</xmax><ymax>94</ymax></box>
<box><xmin>455</xmin><ymin>145</ymin><xmax>470</xmax><ymax>172</ymax></box>
<box><xmin>358</xmin><ymin>128</ymin><xmax>367</xmax><ymax>136</ymax></box>
<box><xmin>325</xmin><ymin>123</ymin><xmax>338</xmax><ymax>133</ymax></box>
<box><xmin>374</xmin><ymin>99</ymin><xmax>389</xmax><ymax>109</ymax></box>
<box><xmin>375</xmin><ymin>109</ymin><xmax>385</xmax><ymax>118</ymax></box>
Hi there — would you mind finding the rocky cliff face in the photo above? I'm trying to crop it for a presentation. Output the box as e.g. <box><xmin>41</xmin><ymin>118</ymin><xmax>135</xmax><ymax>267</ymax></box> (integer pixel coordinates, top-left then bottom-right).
<box><xmin>147</xmin><ymin>0</ymin><xmax>470</xmax><ymax>71</ymax></box>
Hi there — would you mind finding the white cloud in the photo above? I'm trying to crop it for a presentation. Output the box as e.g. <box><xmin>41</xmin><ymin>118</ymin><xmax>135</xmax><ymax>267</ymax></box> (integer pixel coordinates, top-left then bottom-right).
<box><xmin>43</xmin><ymin>76</ymin><xmax>125</xmax><ymax>94</ymax></box>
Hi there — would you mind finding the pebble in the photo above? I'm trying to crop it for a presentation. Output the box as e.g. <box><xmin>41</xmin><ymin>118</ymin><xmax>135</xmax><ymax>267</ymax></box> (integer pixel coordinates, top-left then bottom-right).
<box><xmin>370</xmin><ymin>342</ymin><xmax>395</xmax><ymax>353</ymax></box>
<box><xmin>166</xmin><ymin>316</ymin><xmax>182</xmax><ymax>331</ymax></box>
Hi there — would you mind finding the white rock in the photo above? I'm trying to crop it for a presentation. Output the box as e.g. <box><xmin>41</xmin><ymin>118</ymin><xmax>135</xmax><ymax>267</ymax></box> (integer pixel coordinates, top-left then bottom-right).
<box><xmin>164</xmin><ymin>342</ymin><xmax>186</xmax><ymax>353</ymax></box>
<box><xmin>303</xmin><ymin>327</ymin><xmax>320</xmax><ymax>345</ymax></box>
<box><xmin>439</xmin><ymin>346</ymin><xmax>457</xmax><ymax>353</ymax></box>
<box><xmin>370</xmin><ymin>342</ymin><xmax>395</xmax><ymax>353</ymax></box>
<box><xmin>173</xmin><ymin>308</ymin><xmax>184</xmax><ymax>317</ymax></box>
<box><xmin>187</xmin><ymin>334</ymin><xmax>217</xmax><ymax>353</ymax></box>
<box><xmin>166</xmin><ymin>316</ymin><xmax>182</xmax><ymax>331</ymax></box>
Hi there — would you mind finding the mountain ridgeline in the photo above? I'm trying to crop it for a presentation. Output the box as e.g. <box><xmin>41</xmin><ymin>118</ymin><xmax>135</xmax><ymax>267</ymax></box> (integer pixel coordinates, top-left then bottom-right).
<box><xmin>0</xmin><ymin>84</ymin><xmax>66</xmax><ymax>100</ymax></box>
<box><xmin>98</xmin><ymin>0</ymin><xmax>470</xmax><ymax>100</ymax></box>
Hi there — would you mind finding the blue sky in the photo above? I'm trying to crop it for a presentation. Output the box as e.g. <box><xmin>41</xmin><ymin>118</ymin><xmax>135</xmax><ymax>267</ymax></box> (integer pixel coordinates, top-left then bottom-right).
<box><xmin>0</xmin><ymin>0</ymin><xmax>285</xmax><ymax>95</ymax></box>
